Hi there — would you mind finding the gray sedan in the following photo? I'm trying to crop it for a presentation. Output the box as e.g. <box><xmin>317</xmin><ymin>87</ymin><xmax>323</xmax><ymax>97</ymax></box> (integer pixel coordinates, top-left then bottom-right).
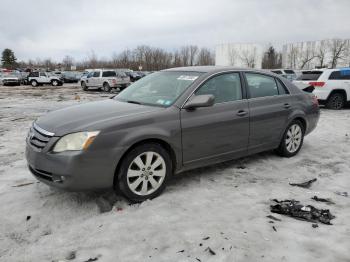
<box><xmin>26</xmin><ymin>66</ymin><xmax>320</xmax><ymax>202</ymax></box>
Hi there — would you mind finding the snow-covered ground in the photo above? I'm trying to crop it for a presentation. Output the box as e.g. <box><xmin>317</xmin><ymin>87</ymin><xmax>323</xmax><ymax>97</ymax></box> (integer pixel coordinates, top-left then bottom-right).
<box><xmin>0</xmin><ymin>85</ymin><xmax>349</xmax><ymax>262</ymax></box>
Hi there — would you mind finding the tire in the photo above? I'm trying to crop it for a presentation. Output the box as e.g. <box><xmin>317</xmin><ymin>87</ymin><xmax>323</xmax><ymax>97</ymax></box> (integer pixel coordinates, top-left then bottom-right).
<box><xmin>326</xmin><ymin>93</ymin><xmax>345</xmax><ymax>110</ymax></box>
<box><xmin>116</xmin><ymin>143</ymin><xmax>172</xmax><ymax>202</ymax></box>
<box><xmin>81</xmin><ymin>81</ymin><xmax>88</xmax><ymax>91</ymax></box>
<box><xmin>31</xmin><ymin>80</ymin><xmax>38</xmax><ymax>87</ymax></box>
<box><xmin>276</xmin><ymin>120</ymin><xmax>304</xmax><ymax>157</ymax></box>
<box><xmin>51</xmin><ymin>80</ymin><xmax>59</xmax><ymax>86</ymax></box>
<box><xmin>102</xmin><ymin>82</ymin><xmax>111</xmax><ymax>92</ymax></box>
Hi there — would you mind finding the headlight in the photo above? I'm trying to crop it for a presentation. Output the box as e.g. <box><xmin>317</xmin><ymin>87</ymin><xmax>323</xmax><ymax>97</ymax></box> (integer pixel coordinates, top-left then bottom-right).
<box><xmin>52</xmin><ymin>131</ymin><xmax>100</xmax><ymax>153</ymax></box>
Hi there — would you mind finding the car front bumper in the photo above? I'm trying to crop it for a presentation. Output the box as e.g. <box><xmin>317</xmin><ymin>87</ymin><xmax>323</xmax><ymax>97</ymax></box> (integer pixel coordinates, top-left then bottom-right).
<box><xmin>25</xmin><ymin>141</ymin><xmax>122</xmax><ymax>191</ymax></box>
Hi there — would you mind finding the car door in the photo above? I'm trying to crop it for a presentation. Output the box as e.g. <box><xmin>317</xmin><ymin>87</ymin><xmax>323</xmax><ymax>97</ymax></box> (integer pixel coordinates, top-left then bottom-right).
<box><xmin>40</xmin><ymin>72</ymin><xmax>48</xmax><ymax>83</ymax></box>
<box><xmin>92</xmin><ymin>71</ymin><xmax>101</xmax><ymax>87</ymax></box>
<box><xmin>244</xmin><ymin>72</ymin><xmax>292</xmax><ymax>154</ymax></box>
<box><xmin>181</xmin><ymin>72</ymin><xmax>249</xmax><ymax>166</ymax></box>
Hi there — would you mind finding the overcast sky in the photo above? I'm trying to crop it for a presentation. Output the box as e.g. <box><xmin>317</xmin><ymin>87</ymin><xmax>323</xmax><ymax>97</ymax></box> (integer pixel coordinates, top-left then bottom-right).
<box><xmin>1</xmin><ymin>0</ymin><xmax>349</xmax><ymax>62</ymax></box>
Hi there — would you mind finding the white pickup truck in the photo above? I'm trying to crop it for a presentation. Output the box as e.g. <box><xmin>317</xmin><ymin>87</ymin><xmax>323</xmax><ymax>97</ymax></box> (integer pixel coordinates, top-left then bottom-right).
<box><xmin>27</xmin><ymin>72</ymin><xmax>63</xmax><ymax>87</ymax></box>
<box><xmin>80</xmin><ymin>69</ymin><xmax>130</xmax><ymax>92</ymax></box>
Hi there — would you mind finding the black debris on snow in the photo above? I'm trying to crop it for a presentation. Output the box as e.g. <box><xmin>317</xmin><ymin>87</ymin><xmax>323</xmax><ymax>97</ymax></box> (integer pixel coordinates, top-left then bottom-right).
<box><xmin>289</xmin><ymin>178</ymin><xmax>317</xmax><ymax>188</ymax></box>
<box><xmin>270</xmin><ymin>199</ymin><xmax>335</xmax><ymax>225</ymax></box>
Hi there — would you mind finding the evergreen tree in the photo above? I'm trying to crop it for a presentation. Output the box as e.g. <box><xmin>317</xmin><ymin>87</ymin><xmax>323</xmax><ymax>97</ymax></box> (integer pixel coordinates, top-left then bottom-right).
<box><xmin>1</xmin><ymin>48</ymin><xmax>17</xmax><ymax>69</ymax></box>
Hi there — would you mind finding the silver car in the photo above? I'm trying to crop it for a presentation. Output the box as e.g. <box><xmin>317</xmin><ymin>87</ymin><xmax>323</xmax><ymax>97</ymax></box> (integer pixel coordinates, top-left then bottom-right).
<box><xmin>26</xmin><ymin>66</ymin><xmax>320</xmax><ymax>202</ymax></box>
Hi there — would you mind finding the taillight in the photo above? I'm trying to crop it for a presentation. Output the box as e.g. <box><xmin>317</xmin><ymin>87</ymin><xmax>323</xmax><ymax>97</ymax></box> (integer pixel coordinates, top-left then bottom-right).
<box><xmin>309</xmin><ymin>81</ymin><xmax>325</xmax><ymax>87</ymax></box>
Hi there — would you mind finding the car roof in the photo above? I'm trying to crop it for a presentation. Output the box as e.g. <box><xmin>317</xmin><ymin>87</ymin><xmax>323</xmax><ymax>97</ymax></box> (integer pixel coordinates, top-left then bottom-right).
<box><xmin>163</xmin><ymin>66</ymin><xmax>276</xmax><ymax>75</ymax></box>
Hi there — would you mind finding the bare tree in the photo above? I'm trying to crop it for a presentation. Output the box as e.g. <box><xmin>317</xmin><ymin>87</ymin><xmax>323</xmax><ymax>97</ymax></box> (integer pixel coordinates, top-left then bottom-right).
<box><xmin>315</xmin><ymin>41</ymin><xmax>327</xmax><ymax>68</ymax></box>
<box><xmin>328</xmin><ymin>39</ymin><xmax>348</xmax><ymax>68</ymax></box>
<box><xmin>188</xmin><ymin>45</ymin><xmax>198</xmax><ymax>66</ymax></box>
<box><xmin>180</xmin><ymin>46</ymin><xmax>190</xmax><ymax>66</ymax></box>
<box><xmin>240</xmin><ymin>47</ymin><xmax>257</xmax><ymax>68</ymax></box>
<box><xmin>227</xmin><ymin>46</ymin><xmax>238</xmax><ymax>66</ymax></box>
<box><xmin>197</xmin><ymin>48</ymin><xmax>215</xmax><ymax>65</ymax></box>
<box><xmin>62</xmin><ymin>55</ymin><xmax>74</xmax><ymax>70</ymax></box>
<box><xmin>298</xmin><ymin>45</ymin><xmax>316</xmax><ymax>69</ymax></box>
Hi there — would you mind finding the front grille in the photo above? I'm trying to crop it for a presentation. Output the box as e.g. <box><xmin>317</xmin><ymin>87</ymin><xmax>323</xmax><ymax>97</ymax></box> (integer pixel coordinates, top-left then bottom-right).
<box><xmin>28</xmin><ymin>124</ymin><xmax>54</xmax><ymax>151</ymax></box>
<box><xmin>29</xmin><ymin>166</ymin><xmax>53</xmax><ymax>181</ymax></box>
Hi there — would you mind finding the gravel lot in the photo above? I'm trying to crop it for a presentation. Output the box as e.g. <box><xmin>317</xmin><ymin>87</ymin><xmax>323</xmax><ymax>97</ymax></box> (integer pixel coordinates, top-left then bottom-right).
<box><xmin>0</xmin><ymin>84</ymin><xmax>349</xmax><ymax>262</ymax></box>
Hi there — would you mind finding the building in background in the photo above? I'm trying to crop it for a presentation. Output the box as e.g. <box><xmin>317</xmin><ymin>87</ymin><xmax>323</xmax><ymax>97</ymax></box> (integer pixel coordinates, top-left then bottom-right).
<box><xmin>215</xmin><ymin>43</ymin><xmax>264</xmax><ymax>69</ymax></box>
<box><xmin>282</xmin><ymin>39</ymin><xmax>350</xmax><ymax>70</ymax></box>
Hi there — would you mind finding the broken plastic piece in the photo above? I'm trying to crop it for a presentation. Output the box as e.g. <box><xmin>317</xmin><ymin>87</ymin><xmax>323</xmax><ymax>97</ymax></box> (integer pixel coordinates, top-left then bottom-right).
<box><xmin>311</xmin><ymin>196</ymin><xmax>335</xmax><ymax>205</ymax></box>
<box><xmin>289</xmin><ymin>178</ymin><xmax>317</xmax><ymax>188</ymax></box>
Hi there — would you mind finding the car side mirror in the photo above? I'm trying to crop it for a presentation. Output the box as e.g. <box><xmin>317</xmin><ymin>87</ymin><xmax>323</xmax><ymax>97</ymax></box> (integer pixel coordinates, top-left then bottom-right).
<box><xmin>183</xmin><ymin>94</ymin><xmax>215</xmax><ymax>110</ymax></box>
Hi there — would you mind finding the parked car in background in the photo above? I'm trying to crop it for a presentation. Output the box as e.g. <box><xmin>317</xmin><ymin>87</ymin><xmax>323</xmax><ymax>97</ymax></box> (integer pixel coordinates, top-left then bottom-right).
<box><xmin>26</xmin><ymin>66</ymin><xmax>319</xmax><ymax>202</ymax></box>
<box><xmin>271</xmin><ymin>69</ymin><xmax>297</xmax><ymax>81</ymax></box>
<box><xmin>80</xmin><ymin>69</ymin><xmax>130</xmax><ymax>92</ymax></box>
<box><xmin>293</xmin><ymin>68</ymin><xmax>350</xmax><ymax>109</ymax></box>
<box><xmin>27</xmin><ymin>71</ymin><xmax>63</xmax><ymax>87</ymax></box>
<box><xmin>0</xmin><ymin>71</ymin><xmax>21</xmax><ymax>86</ymax></box>
<box><xmin>126</xmin><ymin>71</ymin><xmax>142</xmax><ymax>82</ymax></box>
<box><xmin>62</xmin><ymin>71</ymin><xmax>82</xmax><ymax>83</ymax></box>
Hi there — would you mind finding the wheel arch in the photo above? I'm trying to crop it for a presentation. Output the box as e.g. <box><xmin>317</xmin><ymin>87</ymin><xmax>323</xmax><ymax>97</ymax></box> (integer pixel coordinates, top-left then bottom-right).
<box><xmin>113</xmin><ymin>138</ymin><xmax>177</xmax><ymax>187</ymax></box>
<box><xmin>327</xmin><ymin>89</ymin><xmax>347</xmax><ymax>101</ymax></box>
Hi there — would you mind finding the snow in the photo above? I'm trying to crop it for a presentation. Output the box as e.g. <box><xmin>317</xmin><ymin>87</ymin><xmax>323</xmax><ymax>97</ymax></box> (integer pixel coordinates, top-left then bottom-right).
<box><xmin>0</xmin><ymin>85</ymin><xmax>349</xmax><ymax>262</ymax></box>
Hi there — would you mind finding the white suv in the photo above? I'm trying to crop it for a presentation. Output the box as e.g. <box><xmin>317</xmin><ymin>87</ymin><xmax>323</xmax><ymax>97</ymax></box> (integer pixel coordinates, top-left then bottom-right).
<box><xmin>80</xmin><ymin>69</ymin><xmax>130</xmax><ymax>92</ymax></box>
<box><xmin>293</xmin><ymin>68</ymin><xmax>350</xmax><ymax>109</ymax></box>
<box><xmin>27</xmin><ymin>72</ymin><xmax>63</xmax><ymax>87</ymax></box>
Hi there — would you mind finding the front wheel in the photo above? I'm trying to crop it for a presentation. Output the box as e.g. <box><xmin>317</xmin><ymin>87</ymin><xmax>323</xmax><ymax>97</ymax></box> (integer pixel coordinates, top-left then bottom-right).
<box><xmin>116</xmin><ymin>143</ymin><xmax>172</xmax><ymax>202</ymax></box>
<box><xmin>276</xmin><ymin>120</ymin><xmax>304</xmax><ymax>157</ymax></box>
<box><xmin>81</xmin><ymin>81</ymin><xmax>88</xmax><ymax>91</ymax></box>
<box><xmin>31</xmin><ymin>80</ymin><xmax>38</xmax><ymax>87</ymax></box>
<box><xmin>51</xmin><ymin>80</ymin><xmax>59</xmax><ymax>86</ymax></box>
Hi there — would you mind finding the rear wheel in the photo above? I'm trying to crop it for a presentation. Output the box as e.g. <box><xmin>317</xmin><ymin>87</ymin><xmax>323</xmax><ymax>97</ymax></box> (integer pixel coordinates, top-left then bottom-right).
<box><xmin>116</xmin><ymin>143</ymin><xmax>172</xmax><ymax>202</ymax></box>
<box><xmin>326</xmin><ymin>93</ymin><xmax>345</xmax><ymax>110</ymax></box>
<box><xmin>102</xmin><ymin>82</ymin><xmax>111</xmax><ymax>92</ymax></box>
<box><xmin>276</xmin><ymin>120</ymin><xmax>304</xmax><ymax>157</ymax></box>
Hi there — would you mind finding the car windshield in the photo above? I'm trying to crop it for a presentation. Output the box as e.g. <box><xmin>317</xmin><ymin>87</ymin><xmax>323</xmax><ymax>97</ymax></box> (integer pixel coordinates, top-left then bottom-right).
<box><xmin>115</xmin><ymin>71</ymin><xmax>202</xmax><ymax>107</ymax></box>
<box><xmin>296</xmin><ymin>71</ymin><xmax>322</xmax><ymax>80</ymax></box>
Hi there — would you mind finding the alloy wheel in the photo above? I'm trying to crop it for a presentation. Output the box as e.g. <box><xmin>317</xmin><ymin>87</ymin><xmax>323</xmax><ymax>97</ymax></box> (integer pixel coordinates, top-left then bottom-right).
<box><xmin>330</xmin><ymin>95</ymin><xmax>343</xmax><ymax>109</ymax></box>
<box><xmin>285</xmin><ymin>124</ymin><xmax>302</xmax><ymax>153</ymax></box>
<box><xmin>126</xmin><ymin>151</ymin><xmax>166</xmax><ymax>196</ymax></box>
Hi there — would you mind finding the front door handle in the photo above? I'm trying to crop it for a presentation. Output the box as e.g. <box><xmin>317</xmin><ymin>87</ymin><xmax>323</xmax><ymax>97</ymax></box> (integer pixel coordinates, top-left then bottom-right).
<box><xmin>284</xmin><ymin>103</ymin><xmax>291</xmax><ymax>109</ymax></box>
<box><xmin>237</xmin><ymin>110</ymin><xmax>247</xmax><ymax>117</ymax></box>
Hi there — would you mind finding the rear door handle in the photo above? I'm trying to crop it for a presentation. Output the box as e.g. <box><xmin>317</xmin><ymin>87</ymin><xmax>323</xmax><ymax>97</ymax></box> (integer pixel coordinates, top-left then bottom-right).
<box><xmin>236</xmin><ymin>110</ymin><xmax>248</xmax><ymax>117</ymax></box>
<box><xmin>284</xmin><ymin>103</ymin><xmax>291</xmax><ymax>109</ymax></box>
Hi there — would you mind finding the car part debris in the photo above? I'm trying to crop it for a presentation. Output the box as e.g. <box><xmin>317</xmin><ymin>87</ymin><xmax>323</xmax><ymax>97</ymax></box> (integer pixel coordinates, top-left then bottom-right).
<box><xmin>12</xmin><ymin>182</ymin><xmax>35</xmax><ymax>187</ymax></box>
<box><xmin>270</xmin><ymin>199</ymin><xmax>335</xmax><ymax>225</ymax></box>
<box><xmin>312</xmin><ymin>224</ymin><xmax>318</xmax><ymax>228</ymax></box>
<box><xmin>66</xmin><ymin>251</ymin><xmax>76</xmax><ymax>260</ymax></box>
<box><xmin>272</xmin><ymin>226</ymin><xmax>277</xmax><ymax>232</ymax></box>
<box><xmin>289</xmin><ymin>178</ymin><xmax>317</xmax><ymax>188</ymax></box>
<box><xmin>311</xmin><ymin>196</ymin><xmax>335</xmax><ymax>205</ymax></box>
<box><xmin>177</xmin><ymin>250</ymin><xmax>185</xmax><ymax>253</ymax></box>
<box><xmin>205</xmin><ymin>247</ymin><xmax>216</xmax><ymax>255</ymax></box>
<box><xmin>202</xmin><ymin>236</ymin><xmax>210</xmax><ymax>240</ymax></box>
<box><xmin>266</xmin><ymin>215</ymin><xmax>282</xmax><ymax>221</ymax></box>
<box><xmin>26</xmin><ymin>215</ymin><xmax>31</xmax><ymax>221</ymax></box>
<box><xmin>335</xmin><ymin>191</ymin><xmax>348</xmax><ymax>197</ymax></box>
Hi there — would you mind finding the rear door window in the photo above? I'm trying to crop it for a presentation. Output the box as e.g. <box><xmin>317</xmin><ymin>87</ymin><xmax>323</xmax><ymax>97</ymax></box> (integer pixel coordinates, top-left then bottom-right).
<box><xmin>276</xmin><ymin>79</ymin><xmax>289</xmax><ymax>95</ymax></box>
<box><xmin>102</xmin><ymin>71</ymin><xmax>116</xmax><ymax>77</ymax></box>
<box><xmin>329</xmin><ymin>70</ymin><xmax>350</xmax><ymax>80</ymax></box>
<box><xmin>245</xmin><ymin>73</ymin><xmax>279</xmax><ymax>98</ymax></box>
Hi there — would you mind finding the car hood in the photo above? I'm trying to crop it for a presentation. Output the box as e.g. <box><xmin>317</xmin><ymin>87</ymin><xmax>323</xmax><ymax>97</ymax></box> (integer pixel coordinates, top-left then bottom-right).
<box><xmin>35</xmin><ymin>99</ymin><xmax>162</xmax><ymax>136</ymax></box>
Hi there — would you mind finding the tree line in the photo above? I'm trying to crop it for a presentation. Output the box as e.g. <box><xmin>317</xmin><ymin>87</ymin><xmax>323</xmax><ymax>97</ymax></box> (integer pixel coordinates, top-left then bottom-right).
<box><xmin>1</xmin><ymin>45</ymin><xmax>215</xmax><ymax>71</ymax></box>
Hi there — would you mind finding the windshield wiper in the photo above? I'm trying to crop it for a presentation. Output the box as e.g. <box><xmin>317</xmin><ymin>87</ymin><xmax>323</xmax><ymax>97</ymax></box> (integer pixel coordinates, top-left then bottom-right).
<box><xmin>126</xmin><ymin>100</ymin><xmax>142</xmax><ymax>105</ymax></box>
